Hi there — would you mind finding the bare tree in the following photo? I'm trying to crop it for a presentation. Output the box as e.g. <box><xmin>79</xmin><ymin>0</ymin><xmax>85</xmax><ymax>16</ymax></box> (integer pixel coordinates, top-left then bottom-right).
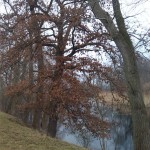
<box><xmin>87</xmin><ymin>0</ymin><xmax>150</xmax><ymax>149</ymax></box>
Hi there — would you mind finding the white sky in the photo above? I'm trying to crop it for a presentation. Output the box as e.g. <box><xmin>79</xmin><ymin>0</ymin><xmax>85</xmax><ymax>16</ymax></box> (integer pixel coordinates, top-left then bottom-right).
<box><xmin>121</xmin><ymin>0</ymin><xmax>150</xmax><ymax>27</ymax></box>
<box><xmin>0</xmin><ymin>0</ymin><xmax>149</xmax><ymax>28</ymax></box>
<box><xmin>0</xmin><ymin>0</ymin><xmax>150</xmax><ymax>58</ymax></box>
<box><xmin>121</xmin><ymin>0</ymin><xmax>150</xmax><ymax>57</ymax></box>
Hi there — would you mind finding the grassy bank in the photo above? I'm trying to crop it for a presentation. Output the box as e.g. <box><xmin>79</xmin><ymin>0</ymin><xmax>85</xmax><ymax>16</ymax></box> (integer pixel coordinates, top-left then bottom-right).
<box><xmin>0</xmin><ymin>112</ymin><xmax>86</xmax><ymax>150</ymax></box>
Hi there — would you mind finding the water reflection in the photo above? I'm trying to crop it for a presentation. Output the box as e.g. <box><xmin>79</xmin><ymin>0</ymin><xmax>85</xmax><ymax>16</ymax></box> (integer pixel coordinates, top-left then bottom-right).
<box><xmin>112</xmin><ymin>113</ymin><xmax>133</xmax><ymax>150</ymax></box>
<box><xmin>57</xmin><ymin>109</ymin><xmax>133</xmax><ymax>150</ymax></box>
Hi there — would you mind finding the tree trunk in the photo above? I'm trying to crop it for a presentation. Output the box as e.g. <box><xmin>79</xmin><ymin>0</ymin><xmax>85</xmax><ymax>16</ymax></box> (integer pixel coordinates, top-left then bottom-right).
<box><xmin>41</xmin><ymin>112</ymin><xmax>49</xmax><ymax>131</ymax></box>
<box><xmin>47</xmin><ymin>116</ymin><xmax>58</xmax><ymax>138</ymax></box>
<box><xmin>115</xmin><ymin>34</ymin><xmax>150</xmax><ymax>150</ymax></box>
<box><xmin>87</xmin><ymin>0</ymin><xmax>150</xmax><ymax>149</ymax></box>
<box><xmin>23</xmin><ymin>110</ymin><xmax>30</xmax><ymax>124</ymax></box>
<box><xmin>10</xmin><ymin>55</ymin><xmax>20</xmax><ymax>116</ymax></box>
<box><xmin>32</xmin><ymin>110</ymin><xmax>41</xmax><ymax>129</ymax></box>
<box><xmin>28</xmin><ymin>1</ymin><xmax>44</xmax><ymax>130</ymax></box>
<box><xmin>46</xmin><ymin>16</ymin><xmax>65</xmax><ymax>137</ymax></box>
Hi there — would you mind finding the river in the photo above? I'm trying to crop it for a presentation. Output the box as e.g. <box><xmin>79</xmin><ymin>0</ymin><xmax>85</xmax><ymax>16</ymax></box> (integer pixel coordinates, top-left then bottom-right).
<box><xmin>57</xmin><ymin>108</ymin><xmax>133</xmax><ymax>150</ymax></box>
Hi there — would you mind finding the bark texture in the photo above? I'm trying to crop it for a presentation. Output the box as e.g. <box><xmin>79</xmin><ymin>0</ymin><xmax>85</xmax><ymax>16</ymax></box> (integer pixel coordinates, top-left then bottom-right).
<box><xmin>87</xmin><ymin>0</ymin><xmax>150</xmax><ymax>149</ymax></box>
<box><xmin>27</xmin><ymin>0</ymin><xmax>44</xmax><ymax>130</ymax></box>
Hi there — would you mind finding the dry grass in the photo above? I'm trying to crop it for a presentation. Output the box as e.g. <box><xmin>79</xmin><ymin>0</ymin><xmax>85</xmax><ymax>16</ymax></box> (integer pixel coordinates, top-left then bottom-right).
<box><xmin>100</xmin><ymin>91</ymin><xmax>150</xmax><ymax>105</ymax></box>
<box><xmin>99</xmin><ymin>91</ymin><xmax>130</xmax><ymax>114</ymax></box>
<box><xmin>0</xmin><ymin>112</ymin><xmax>86</xmax><ymax>150</ymax></box>
<box><xmin>99</xmin><ymin>91</ymin><xmax>150</xmax><ymax>113</ymax></box>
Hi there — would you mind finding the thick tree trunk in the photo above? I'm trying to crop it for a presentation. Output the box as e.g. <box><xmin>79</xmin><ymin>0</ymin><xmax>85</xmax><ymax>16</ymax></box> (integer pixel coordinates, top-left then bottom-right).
<box><xmin>46</xmin><ymin>16</ymin><xmax>65</xmax><ymax>137</ymax></box>
<box><xmin>88</xmin><ymin>0</ymin><xmax>150</xmax><ymax>149</ymax></box>
<box><xmin>115</xmin><ymin>34</ymin><xmax>150</xmax><ymax>150</ymax></box>
<box><xmin>32</xmin><ymin>110</ymin><xmax>41</xmax><ymax>129</ymax></box>
<box><xmin>28</xmin><ymin>2</ymin><xmax>44</xmax><ymax>130</ymax></box>
<box><xmin>47</xmin><ymin>116</ymin><xmax>58</xmax><ymax>137</ymax></box>
<box><xmin>32</xmin><ymin>46</ymin><xmax>43</xmax><ymax>129</ymax></box>
<box><xmin>46</xmin><ymin>100</ymin><xmax>59</xmax><ymax>137</ymax></box>
<box><xmin>32</xmin><ymin>45</ymin><xmax>44</xmax><ymax>128</ymax></box>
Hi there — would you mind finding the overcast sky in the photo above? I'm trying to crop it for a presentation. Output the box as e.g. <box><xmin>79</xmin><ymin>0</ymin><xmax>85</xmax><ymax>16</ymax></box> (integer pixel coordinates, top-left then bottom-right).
<box><xmin>0</xmin><ymin>0</ymin><xmax>150</xmax><ymax>57</ymax></box>
<box><xmin>122</xmin><ymin>0</ymin><xmax>150</xmax><ymax>26</ymax></box>
<box><xmin>0</xmin><ymin>0</ymin><xmax>149</xmax><ymax>26</ymax></box>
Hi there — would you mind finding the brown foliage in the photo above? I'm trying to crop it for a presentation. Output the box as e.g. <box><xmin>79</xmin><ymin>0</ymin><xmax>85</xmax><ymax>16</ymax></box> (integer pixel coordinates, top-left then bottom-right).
<box><xmin>0</xmin><ymin>0</ymin><xmax>125</xmax><ymax>137</ymax></box>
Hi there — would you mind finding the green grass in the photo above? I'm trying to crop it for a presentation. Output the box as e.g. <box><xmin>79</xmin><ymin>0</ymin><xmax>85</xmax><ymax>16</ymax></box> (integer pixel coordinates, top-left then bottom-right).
<box><xmin>0</xmin><ymin>112</ymin><xmax>86</xmax><ymax>150</ymax></box>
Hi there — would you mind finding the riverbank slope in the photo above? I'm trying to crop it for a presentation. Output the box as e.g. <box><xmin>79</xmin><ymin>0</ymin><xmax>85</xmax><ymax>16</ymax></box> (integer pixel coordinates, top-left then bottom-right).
<box><xmin>0</xmin><ymin>112</ymin><xmax>86</xmax><ymax>150</ymax></box>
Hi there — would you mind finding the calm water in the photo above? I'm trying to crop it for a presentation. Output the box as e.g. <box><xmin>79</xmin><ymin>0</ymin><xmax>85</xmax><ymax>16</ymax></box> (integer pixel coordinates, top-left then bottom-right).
<box><xmin>57</xmin><ymin>109</ymin><xmax>133</xmax><ymax>150</ymax></box>
<box><xmin>27</xmin><ymin>106</ymin><xmax>133</xmax><ymax>150</ymax></box>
